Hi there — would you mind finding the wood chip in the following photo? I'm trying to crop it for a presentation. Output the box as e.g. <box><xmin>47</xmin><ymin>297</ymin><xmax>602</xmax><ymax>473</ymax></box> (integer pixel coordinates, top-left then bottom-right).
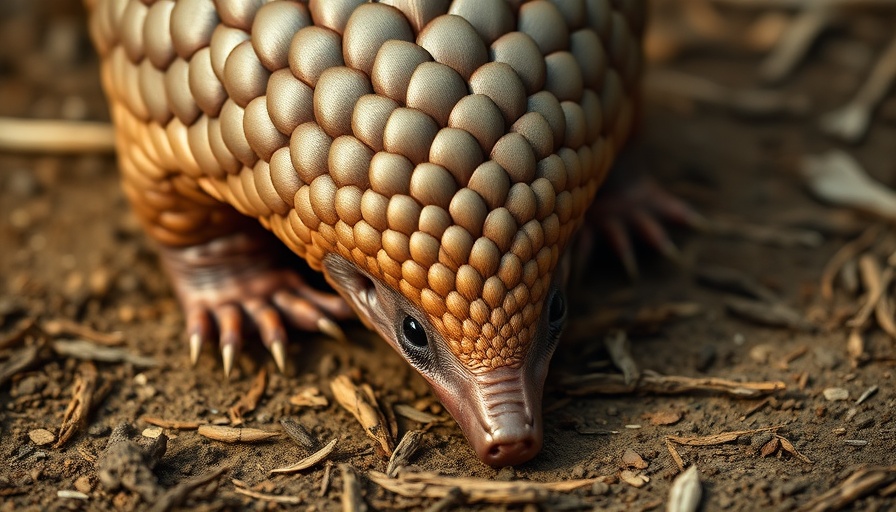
<box><xmin>331</xmin><ymin>374</ymin><xmax>395</xmax><ymax>456</ymax></box>
<box><xmin>387</xmin><ymin>430</ymin><xmax>425</xmax><ymax>477</ymax></box>
<box><xmin>667</xmin><ymin>466</ymin><xmax>702</xmax><ymax>512</ymax></box>
<box><xmin>140</xmin><ymin>416</ymin><xmax>205</xmax><ymax>430</ymax></box>
<box><xmin>561</xmin><ymin>370</ymin><xmax>786</xmax><ymax>398</ymax></box>
<box><xmin>847</xmin><ymin>255</ymin><xmax>890</xmax><ymax>329</ymax></box>
<box><xmin>341</xmin><ymin>464</ymin><xmax>367</xmax><ymax>512</ymax></box>
<box><xmin>368</xmin><ymin>470</ymin><xmax>608</xmax><ymax>504</ymax></box>
<box><xmin>52</xmin><ymin>339</ymin><xmax>157</xmax><ymax>367</ymax></box>
<box><xmin>228</xmin><ymin>368</ymin><xmax>267</xmax><ymax>426</ymax></box>
<box><xmin>197</xmin><ymin>425</ymin><xmax>280</xmax><ymax>443</ymax></box>
<box><xmin>269</xmin><ymin>438</ymin><xmax>338</xmax><ymax>475</ymax></box>
<box><xmin>288</xmin><ymin>385</ymin><xmax>329</xmax><ymax>408</ymax></box>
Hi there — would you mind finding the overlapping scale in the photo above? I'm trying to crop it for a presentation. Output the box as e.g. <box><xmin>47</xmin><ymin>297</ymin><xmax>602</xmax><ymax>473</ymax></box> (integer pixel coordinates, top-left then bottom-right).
<box><xmin>93</xmin><ymin>0</ymin><xmax>645</xmax><ymax>371</ymax></box>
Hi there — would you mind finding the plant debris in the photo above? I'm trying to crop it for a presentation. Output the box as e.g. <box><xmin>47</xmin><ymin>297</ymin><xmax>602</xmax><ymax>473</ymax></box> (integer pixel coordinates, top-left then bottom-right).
<box><xmin>667</xmin><ymin>465</ymin><xmax>702</xmax><ymax>512</ymax></box>
<box><xmin>368</xmin><ymin>470</ymin><xmax>609</xmax><ymax>504</ymax></box>
<box><xmin>55</xmin><ymin>362</ymin><xmax>110</xmax><ymax>448</ymax></box>
<box><xmin>196</xmin><ymin>425</ymin><xmax>280</xmax><ymax>444</ymax></box>
<box><xmin>269</xmin><ymin>438</ymin><xmax>338</xmax><ymax>475</ymax></box>
<box><xmin>331</xmin><ymin>374</ymin><xmax>395</xmax><ymax>456</ymax></box>
<box><xmin>387</xmin><ymin>430</ymin><xmax>425</xmax><ymax>477</ymax></box>
<box><xmin>561</xmin><ymin>370</ymin><xmax>786</xmax><ymax>398</ymax></box>
<box><xmin>228</xmin><ymin>368</ymin><xmax>267</xmax><ymax>425</ymax></box>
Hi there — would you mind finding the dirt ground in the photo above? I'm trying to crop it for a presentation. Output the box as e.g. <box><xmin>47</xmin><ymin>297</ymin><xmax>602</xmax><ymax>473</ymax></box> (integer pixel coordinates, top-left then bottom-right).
<box><xmin>2</xmin><ymin>1</ymin><xmax>896</xmax><ymax>511</ymax></box>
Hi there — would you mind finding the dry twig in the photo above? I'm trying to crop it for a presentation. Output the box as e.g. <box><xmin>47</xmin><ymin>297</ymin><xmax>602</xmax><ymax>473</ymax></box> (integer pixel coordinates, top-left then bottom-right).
<box><xmin>140</xmin><ymin>416</ymin><xmax>205</xmax><ymax>430</ymax></box>
<box><xmin>41</xmin><ymin>318</ymin><xmax>124</xmax><ymax>346</ymax></box>
<box><xmin>0</xmin><ymin>117</ymin><xmax>115</xmax><ymax>154</ymax></box>
<box><xmin>797</xmin><ymin>466</ymin><xmax>896</xmax><ymax>512</ymax></box>
<box><xmin>341</xmin><ymin>464</ymin><xmax>367</xmax><ymax>512</ymax></box>
<box><xmin>148</xmin><ymin>466</ymin><xmax>228</xmax><ymax>512</ymax></box>
<box><xmin>368</xmin><ymin>471</ymin><xmax>607</xmax><ymax>504</ymax></box>
<box><xmin>56</xmin><ymin>362</ymin><xmax>109</xmax><ymax>448</ymax></box>
<box><xmin>228</xmin><ymin>368</ymin><xmax>267</xmax><ymax>425</ymax></box>
<box><xmin>387</xmin><ymin>430</ymin><xmax>425</xmax><ymax>477</ymax></box>
<box><xmin>197</xmin><ymin>425</ymin><xmax>280</xmax><ymax>443</ymax></box>
<box><xmin>561</xmin><ymin>370</ymin><xmax>786</xmax><ymax>398</ymax></box>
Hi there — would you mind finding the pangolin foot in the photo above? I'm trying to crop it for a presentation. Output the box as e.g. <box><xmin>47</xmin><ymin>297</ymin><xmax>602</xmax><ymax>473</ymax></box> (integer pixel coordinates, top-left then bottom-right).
<box><xmin>159</xmin><ymin>232</ymin><xmax>353</xmax><ymax>376</ymax></box>
<box><xmin>586</xmin><ymin>174</ymin><xmax>705</xmax><ymax>279</ymax></box>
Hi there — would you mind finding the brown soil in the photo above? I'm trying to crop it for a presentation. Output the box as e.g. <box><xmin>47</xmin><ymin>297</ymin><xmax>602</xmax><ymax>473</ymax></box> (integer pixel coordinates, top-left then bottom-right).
<box><xmin>1</xmin><ymin>2</ymin><xmax>895</xmax><ymax>511</ymax></box>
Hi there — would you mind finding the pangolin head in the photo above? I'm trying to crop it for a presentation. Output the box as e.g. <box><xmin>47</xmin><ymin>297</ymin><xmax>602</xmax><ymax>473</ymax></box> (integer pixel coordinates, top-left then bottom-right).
<box><xmin>237</xmin><ymin>0</ymin><xmax>646</xmax><ymax>466</ymax></box>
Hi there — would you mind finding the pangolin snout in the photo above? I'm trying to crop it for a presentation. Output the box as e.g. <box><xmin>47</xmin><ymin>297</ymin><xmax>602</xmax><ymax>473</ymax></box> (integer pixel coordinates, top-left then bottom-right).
<box><xmin>478</xmin><ymin>416</ymin><xmax>542</xmax><ymax>467</ymax></box>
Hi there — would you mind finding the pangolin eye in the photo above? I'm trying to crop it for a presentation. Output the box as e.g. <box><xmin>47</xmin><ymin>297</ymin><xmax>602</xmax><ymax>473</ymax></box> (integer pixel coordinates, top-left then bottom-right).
<box><xmin>548</xmin><ymin>291</ymin><xmax>566</xmax><ymax>324</ymax></box>
<box><xmin>402</xmin><ymin>315</ymin><xmax>428</xmax><ymax>348</ymax></box>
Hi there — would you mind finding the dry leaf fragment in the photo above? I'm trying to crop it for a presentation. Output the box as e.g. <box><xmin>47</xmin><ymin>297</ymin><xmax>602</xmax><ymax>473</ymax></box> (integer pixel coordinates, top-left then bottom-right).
<box><xmin>777</xmin><ymin>435</ymin><xmax>813</xmax><ymax>464</ymax></box>
<box><xmin>228</xmin><ymin>368</ymin><xmax>267</xmax><ymax>426</ymax></box>
<box><xmin>341</xmin><ymin>464</ymin><xmax>367</xmax><ymax>512</ymax></box>
<box><xmin>331</xmin><ymin>374</ymin><xmax>395</xmax><ymax>456</ymax></box>
<box><xmin>197</xmin><ymin>425</ymin><xmax>280</xmax><ymax>443</ymax></box>
<box><xmin>803</xmin><ymin>151</ymin><xmax>896</xmax><ymax>221</ymax></box>
<box><xmin>288</xmin><ymin>386</ymin><xmax>328</xmax><ymax>408</ymax></box>
<box><xmin>667</xmin><ymin>465</ymin><xmax>702</xmax><ymax>512</ymax></box>
<box><xmin>280</xmin><ymin>417</ymin><xmax>317</xmax><ymax>449</ymax></box>
<box><xmin>269</xmin><ymin>438</ymin><xmax>338</xmax><ymax>475</ymax></box>
<box><xmin>760</xmin><ymin>437</ymin><xmax>781</xmax><ymax>457</ymax></box>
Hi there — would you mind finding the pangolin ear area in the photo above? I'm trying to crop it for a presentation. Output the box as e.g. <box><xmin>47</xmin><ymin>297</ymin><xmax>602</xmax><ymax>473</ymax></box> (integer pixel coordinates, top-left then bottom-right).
<box><xmin>320</xmin><ymin>253</ymin><xmax>394</xmax><ymax>337</ymax></box>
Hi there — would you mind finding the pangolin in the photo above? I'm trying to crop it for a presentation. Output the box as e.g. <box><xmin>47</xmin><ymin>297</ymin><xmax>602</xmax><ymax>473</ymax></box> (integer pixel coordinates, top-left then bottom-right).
<box><xmin>85</xmin><ymin>0</ymin><xmax>645</xmax><ymax>467</ymax></box>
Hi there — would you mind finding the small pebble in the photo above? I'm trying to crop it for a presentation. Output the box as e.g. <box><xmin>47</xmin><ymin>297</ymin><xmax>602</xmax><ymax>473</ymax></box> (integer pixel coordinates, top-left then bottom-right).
<box><xmin>142</xmin><ymin>426</ymin><xmax>163</xmax><ymax>439</ymax></box>
<box><xmin>495</xmin><ymin>466</ymin><xmax>515</xmax><ymax>481</ymax></box>
<box><xmin>823</xmin><ymin>387</ymin><xmax>849</xmax><ymax>401</ymax></box>
<box><xmin>57</xmin><ymin>490</ymin><xmax>89</xmax><ymax>500</ymax></box>
<box><xmin>28</xmin><ymin>428</ymin><xmax>55</xmax><ymax>446</ymax></box>
<box><xmin>74</xmin><ymin>476</ymin><xmax>92</xmax><ymax>493</ymax></box>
